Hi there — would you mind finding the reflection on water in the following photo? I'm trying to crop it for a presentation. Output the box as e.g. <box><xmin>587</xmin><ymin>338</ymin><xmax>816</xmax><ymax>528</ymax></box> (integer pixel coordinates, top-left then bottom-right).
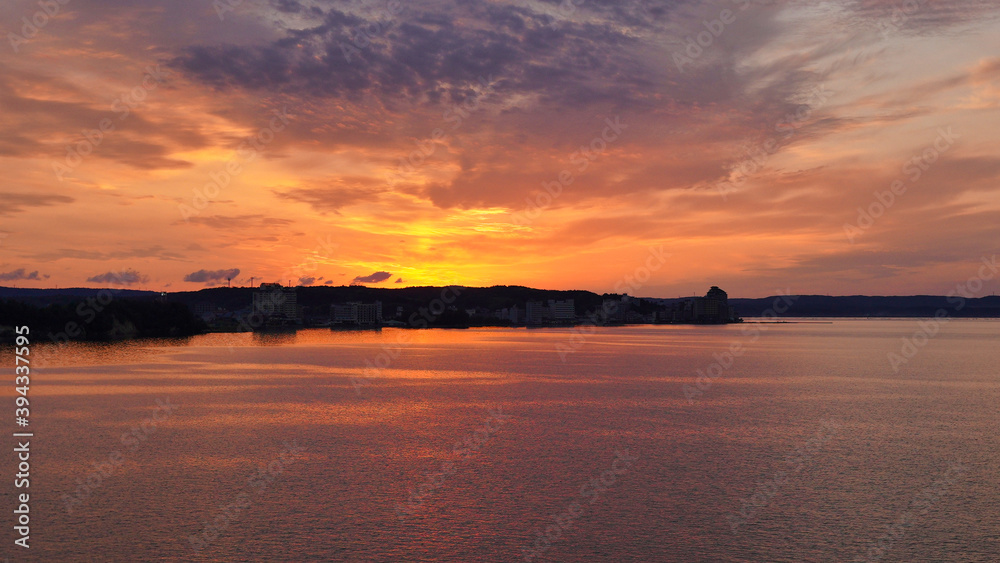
<box><xmin>6</xmin><ymin>320</ymin><xmax>1000</xmax><ymax>561</ymax></box>
<box><xmin>250</xmin><ymin>330</ymin><xmax>299</xmax><ymax>346</ymax></box>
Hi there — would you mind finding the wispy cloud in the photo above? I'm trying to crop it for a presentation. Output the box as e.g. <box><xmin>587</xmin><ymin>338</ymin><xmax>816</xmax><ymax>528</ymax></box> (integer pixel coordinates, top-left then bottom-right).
<box><xmin>1</xmin><ymin>0</ymin><xmax>999</xmax><ymax>295</ymax></box>
<box><xmin>0</xmin><ymin>269</ymin><xmax>47</xmax><ymax>282</ymax></box>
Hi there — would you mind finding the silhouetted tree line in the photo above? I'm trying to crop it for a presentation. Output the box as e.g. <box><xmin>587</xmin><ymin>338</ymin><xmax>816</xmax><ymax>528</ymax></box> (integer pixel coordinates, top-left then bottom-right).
<box><xmin>0</xmin><ymin>299</ymin><xmax>207</xmax><ymax>343</ymax></box>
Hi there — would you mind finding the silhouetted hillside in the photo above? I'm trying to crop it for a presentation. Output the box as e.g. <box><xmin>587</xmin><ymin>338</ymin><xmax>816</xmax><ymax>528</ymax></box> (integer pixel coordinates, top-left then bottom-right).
<box><xmin>3</xmin><ymin>286</ymin><xmax>999</xmax><ymax>344</ymax></box>
<box><xmin>0</xmin><ymin>287</ymin><xmax>158</xmax><ymax>306</ymax></box>
<box><xmin>0</xmin><ymin>298</ymin><xmax>206</xmax><ymax>342</ymax></box>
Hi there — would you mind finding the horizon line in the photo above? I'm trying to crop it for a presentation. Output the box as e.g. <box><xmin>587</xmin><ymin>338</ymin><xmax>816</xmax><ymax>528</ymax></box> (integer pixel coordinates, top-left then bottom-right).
<box><xmin>1</xmin><ymin>285</ymin><xmax>997</xmax><ymax>301</ymax></box>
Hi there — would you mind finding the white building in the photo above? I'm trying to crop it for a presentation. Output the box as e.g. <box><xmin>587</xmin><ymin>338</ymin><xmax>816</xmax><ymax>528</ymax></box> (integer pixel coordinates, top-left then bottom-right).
<box><xmin>331</xmin><ymin>301</ymin><xmax>382</xmax><ymax>325</ymax></box>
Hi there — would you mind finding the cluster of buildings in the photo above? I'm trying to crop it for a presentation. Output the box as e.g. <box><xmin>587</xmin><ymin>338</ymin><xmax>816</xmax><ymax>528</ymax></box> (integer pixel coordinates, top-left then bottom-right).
<box><xmin>657</xmin><ymin>286</ymin><xmax>738</xmax><ymax>324</ymax></box>
<box><xmin>191</xmin><ymin>284</ymin><xmax>739</xmax><ymax>331</ymax></box>
<box><xmin>481</xmin><ymin>288</ymin><xmax>737</xmax><ymax>326</ymax></box>
<box><xmin>194</xmin><ymin>284</ymin><xmax>386</xmax><ymax>330</ymax></box>
<box><xmin>472</xmin><ymin>299</ymin><xmax>576</xmax><ymax>325</ymax></box>
<box><xmin>193</xmin><ymin>283</ymin><xmax>304</xmax><ymax>330</ymax></box>
<box><xmin>599</xmin><ymin>295</ymin><xmax>654</xmax><ymax>324</ymax></box>
<box><xmin>250</xmin><ymin>285</ymin><xmax>386</xmax><ymax>328</ymax></box>
<box><xmin>492</xmin><ymin>305</ymin><xmax>521</xmax><ymax>324</ymax></box>
<box><xmin>525</xmin><ymin>299</ymin><xmax>575</xmax><ymax>325</ymax></box>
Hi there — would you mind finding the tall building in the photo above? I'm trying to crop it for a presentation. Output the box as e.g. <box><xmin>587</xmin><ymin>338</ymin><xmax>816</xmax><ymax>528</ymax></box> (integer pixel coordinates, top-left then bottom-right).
<box><xmin>702</xmin><ymin>286</ymin><xmax>730</xmax><ymax>323</ymax></box>
<box><xmin>253</xmin><ymin>283</ymin><xmax>299</xmax><ymax>320</ymax></box>
<box><xmin>525</xmin><ymin>301</ymin><xmax>544</xmax><ymax>325</ymax></box>
<box><xmin>706</xmin><ymin>286</ymin><xmax>728</xmax><ymax>301</ymax></box>
<box><xmin>663</xmin><ymin>286</ymin><xmax>737</xmax><ymax>324</ymax></box>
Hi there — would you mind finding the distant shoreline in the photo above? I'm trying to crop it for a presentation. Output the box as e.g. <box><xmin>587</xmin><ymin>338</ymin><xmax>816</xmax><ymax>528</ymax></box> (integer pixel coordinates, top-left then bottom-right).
<box><xmin>7</xmin><ymin>316</ymin><xmax>1000</xmax><ymax>346</ymax></box>
<box><xmin>3</xmin><ymin>284</ymin><xmax>999</xmax><ymax>346</ymax></box>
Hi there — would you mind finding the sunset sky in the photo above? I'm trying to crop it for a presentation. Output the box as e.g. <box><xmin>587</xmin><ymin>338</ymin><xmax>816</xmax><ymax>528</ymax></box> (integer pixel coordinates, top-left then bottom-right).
<box><xmin>2</xmin><ymin>0</ymin><xmax>999</xmax><ymax>297</ymax></box>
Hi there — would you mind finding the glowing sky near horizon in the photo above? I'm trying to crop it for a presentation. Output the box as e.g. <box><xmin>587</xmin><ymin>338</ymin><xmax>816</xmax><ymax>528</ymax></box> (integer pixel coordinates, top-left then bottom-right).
<box><xmin>1</xmin><ymin>0</ymin><xmax>999</xmax><ymax>297</ymax></box>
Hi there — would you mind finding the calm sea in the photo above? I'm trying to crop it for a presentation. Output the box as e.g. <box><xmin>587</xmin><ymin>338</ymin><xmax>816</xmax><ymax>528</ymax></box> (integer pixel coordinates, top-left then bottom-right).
<box><xmin>3</xmin><ymin>319</ymin><xmax>998</xmax><ymax>562</ymax></box>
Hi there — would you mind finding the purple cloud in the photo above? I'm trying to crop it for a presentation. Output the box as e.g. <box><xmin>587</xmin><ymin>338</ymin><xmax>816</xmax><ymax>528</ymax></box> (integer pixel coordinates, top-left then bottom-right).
<box><xmin>0</xmin><ymin>269</ymin><xmax>46</xmax><ymax>282</ymax></box>
<box><xmin>87</xmin><ymin>269</ymin><xmax>149</xmax><ymax>286</ymax></box>
<box><xmin>352</xmin><ymin>271</ymin><xmax>392</xmax><ymax>284</ymax></box>
<box><xmin>184</xmin><ymin>268</ymin><xmax>241</xmax><ymax>283</ymax></box>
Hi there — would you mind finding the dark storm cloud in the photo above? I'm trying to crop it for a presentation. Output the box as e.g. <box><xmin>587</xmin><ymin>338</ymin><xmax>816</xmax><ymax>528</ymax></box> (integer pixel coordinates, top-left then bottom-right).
<box><xmin>170</xmin><ymin>1</ymin><xmax>651</xmax><ymax>108</ymax></box>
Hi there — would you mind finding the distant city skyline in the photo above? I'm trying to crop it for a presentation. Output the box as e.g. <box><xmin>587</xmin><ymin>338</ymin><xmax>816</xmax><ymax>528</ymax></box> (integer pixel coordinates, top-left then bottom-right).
<box><xmin>2</xmin><ymin>1</ymin><xmax>999</xmax><ymax>298</ymax></box>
